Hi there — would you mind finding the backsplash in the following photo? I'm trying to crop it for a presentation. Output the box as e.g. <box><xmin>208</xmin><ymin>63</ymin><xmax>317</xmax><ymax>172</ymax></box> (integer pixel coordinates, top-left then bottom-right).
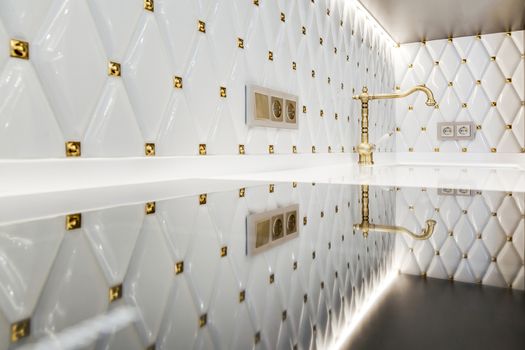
<box><xmin>0</xmin><ymin>0</ymin><xmax>395</xmax><ymax>159</ymax></box>
<box><xmin>395</xmin><ymin>187</ymin><xmax>524</xmax><ymax>290</ymax></box>
<box><xmin>0</xmin><ymin>183</ymin><xmax>396</xmax><ymax>349</ymax></box>
<box><xmin>394</xmin><ymin>30</ymin><xmax>524</xmax><ymax>153</ymax></box>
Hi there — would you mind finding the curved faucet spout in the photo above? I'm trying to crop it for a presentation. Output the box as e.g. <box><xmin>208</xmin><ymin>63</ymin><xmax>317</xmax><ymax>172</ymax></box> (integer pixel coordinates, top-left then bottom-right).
<box><xmin>352</xmin><ymin>84</ymin><xmax>436</xmax><ymax>165</ymax></box>
<box><xmin>354</xmin><ymin>219</ymin><xmax>437</xmax><ymax>240</ymax></box>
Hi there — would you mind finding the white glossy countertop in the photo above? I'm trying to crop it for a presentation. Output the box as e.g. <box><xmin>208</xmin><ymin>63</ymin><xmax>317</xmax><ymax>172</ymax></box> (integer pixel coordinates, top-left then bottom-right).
<box><xmin>1</xmin><ymin>153</ymin><xmax>524</xmax><ymax>224</ymax></box>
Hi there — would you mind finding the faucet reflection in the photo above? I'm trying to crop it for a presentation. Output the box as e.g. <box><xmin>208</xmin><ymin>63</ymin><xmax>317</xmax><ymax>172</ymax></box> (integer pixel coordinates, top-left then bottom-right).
<box><xmin>353</xmin><ymin>85</ymin><xmax>436</xmax><ymax>165</ymax></box>
<box><xmin>353</xmin><ymin>185</ymin><xmax>436</xmax><ymax>240</ymax></box>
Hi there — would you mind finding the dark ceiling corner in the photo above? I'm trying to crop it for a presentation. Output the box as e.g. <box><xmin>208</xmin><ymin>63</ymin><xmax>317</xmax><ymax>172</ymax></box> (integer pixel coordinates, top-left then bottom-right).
<box><xmin>358</xmin><ymin>0</ymin><xmax>525</xmax><ymax>43</ymax></box>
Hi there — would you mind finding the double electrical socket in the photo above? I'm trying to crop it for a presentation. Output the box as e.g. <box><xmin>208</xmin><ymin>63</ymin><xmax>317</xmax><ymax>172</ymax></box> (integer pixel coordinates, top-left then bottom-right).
<box><xmin>437</xmin><ymin>188</ymin><xmax>474</xmax><ymax>196</ymax></box>
<box><xmin>246</xmin><ymin>85</ymin><xmax>299</xmax><ymax>129</ymax></box>
<box><xmin>437</xmin><ymin>121</ymin><xmax>475</xmax><ymax>141</ymax></box>
<box><xmin>246</xmin><ymin>204</ymin><xmax>299</xmax><ymax>255</ymax></box>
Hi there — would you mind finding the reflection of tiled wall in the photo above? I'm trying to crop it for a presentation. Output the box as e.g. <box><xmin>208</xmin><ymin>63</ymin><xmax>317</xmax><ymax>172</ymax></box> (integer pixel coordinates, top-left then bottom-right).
<box><xmin>394</xmin><ymin>31</ymin><xmax>524</xmax><ymax>153</ymax></box>
<box><xmin>0</xmin><ymin>0</ymin><xmax>395</xmax><ymax>158</ymax></box>
<box><xmin>0</xmin><ymin>184</ymin><xmax>396</xmax><ymax>349</ymax></box>
<box><xmin>395</xmin><ymin>187</ymin><xmax>524</xmax><ymax>290</ymax></box>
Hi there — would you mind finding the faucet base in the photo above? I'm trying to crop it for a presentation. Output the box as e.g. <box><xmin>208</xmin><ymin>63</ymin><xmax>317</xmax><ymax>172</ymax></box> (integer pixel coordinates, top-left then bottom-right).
<box><xmin>357</xmin><ymin>142</ymin><xmax>374</xmax><ymax>166</ymax></box>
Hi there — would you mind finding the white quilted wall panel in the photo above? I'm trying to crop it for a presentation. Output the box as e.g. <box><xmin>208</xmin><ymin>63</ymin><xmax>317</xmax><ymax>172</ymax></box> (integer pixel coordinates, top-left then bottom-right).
<box><xmin>0</xmin><ymin>183</ymin><xmax>396</xmax><ymax>349</ymax></box>
<box><xmin>0</xmin><ymin>0</ymin><xmax>395</xmax><ymax>159</ymax></box>
<box><xmin>394</xmin><ymin>31</ymin><xmax>525</xmax><ymax>153</ymax></box>
<box><xmin>395</xmin><ymin>187</ymin><xmax>525</xmax><ymax>290</ymax></box>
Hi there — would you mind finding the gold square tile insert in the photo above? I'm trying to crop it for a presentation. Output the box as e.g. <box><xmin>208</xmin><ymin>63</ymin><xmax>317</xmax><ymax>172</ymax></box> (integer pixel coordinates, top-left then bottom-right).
<box><xmin>239</xmin><ymin>290</ymin><xmax>246</xmax><ymax>302</ymax></box>
<box><xmin>66</xmin><ymin>213</ymin><xmax>81</xmax><ymax>230</ymax></box>
<box><xmin>10</xmin><ymin>39</ymin><xmax>29</xmax><ymax>59</ymax></box>
<box><xmin>175</xmin><ymin>261</ymin><xmax>184</xmax><ymax>274</ymax></box>
<box><xmin>145</xmin><ymin>143</ymin><xmax>155</xmax><ymax>156</ymax></box>
<box><xmin>65</xmin><ymin>141</ymin><xmax>81</xmax><ymax>157</ymax></box>
<box><xmin>173</xmin><ymin>76</ymin><xmax>183</xmax><ymax>89</ymax></box>
<box><xmin>220</xmin><ymin>246</ymin><xmax>227</xmax><ymax>257</ymax></box>
<box><xmin>198</xmin><ymin>20</ymin><xmax>206</xmax><ymax>33</ymax></box>
<box><xmin>108</xmin><ymin>61</ymin><xmax>121</xmax><ymax>77</ymax></box>
<box><xmin>199</xmin><ymin>314</ymin><xmax>207</xmax><ymax>327</ymax></box>
<box><xmin>145</xmin><ymin>202</ymin><xmax>156</xmax><ymax>215</ymax></box>
<box><xmin>10</xmin><ymin>319</ymin><xmax>30</xmax><ymax>343</ymax></box>
<box><xmin>144</xmin><ymin>0</ymin><xmax>154</xmax><ymax>12</ymax></box>
<box><xmin>109</xmin><ymin>284</ymin><xmax>123</xmax><ymax>302</ymax></box>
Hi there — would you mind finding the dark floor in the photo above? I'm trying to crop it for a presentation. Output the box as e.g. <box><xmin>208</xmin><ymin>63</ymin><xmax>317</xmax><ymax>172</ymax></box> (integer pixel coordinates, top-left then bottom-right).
<box><xmin>344</xmin><ymin>275</ymin><xmax>525</xmax><ymax>350</ymax></box>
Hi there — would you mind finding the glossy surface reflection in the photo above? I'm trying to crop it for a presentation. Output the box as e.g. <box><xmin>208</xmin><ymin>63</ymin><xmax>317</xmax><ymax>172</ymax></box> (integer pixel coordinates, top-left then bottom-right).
<box><xmin>0</xmin><ymin>183</ymin><xmax>397</xmax><ymax>349</ymax></box>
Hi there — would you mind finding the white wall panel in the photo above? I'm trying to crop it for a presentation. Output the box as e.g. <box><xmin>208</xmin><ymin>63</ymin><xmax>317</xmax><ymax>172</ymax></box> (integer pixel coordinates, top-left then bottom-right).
<box><xmin>395</xmin><ymin>31</ymin><xmax>525</xmax><ymax>153</ymax></box>
<box><xmin>0</xmin><ymin>0</ymin><xmax>395</xmax><ymax>159</ymax></box>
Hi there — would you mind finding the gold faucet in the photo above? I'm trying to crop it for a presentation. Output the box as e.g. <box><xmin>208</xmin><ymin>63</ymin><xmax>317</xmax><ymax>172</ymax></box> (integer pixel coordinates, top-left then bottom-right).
<box><xmin>352</xmin><ymin>85</ymin><xmax>436</xmax><ymax>165</ymax></box>
<box><xmin>353</xmin><ymin>185</ymin><xmax>436</xmax><ymax>240</ymax></box>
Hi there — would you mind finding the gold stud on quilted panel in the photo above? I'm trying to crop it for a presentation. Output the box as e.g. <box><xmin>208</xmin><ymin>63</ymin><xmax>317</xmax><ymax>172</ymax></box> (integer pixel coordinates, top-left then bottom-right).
<box><xmin>144</xmin><ymin>0</ymin><xmax>154</xmax><ymax>12</ymax></box>
<box><xmin>238</xmin><ymin>144</ymin><xmax>245</xmax><ymax>155</ymax></box>
<box><xmin>254</xmin><ymin>332</ymin><xmax>261</xmax><ymax>344</ymax></box>
<box><xmin>173</xmin><ymin>76</ymin><xmax>183</xmax><ymax>89</ymax></box>
<box><xmin>109</xmin><ymin>284</ymin><xmax>123</xmax><ymax>302</ymax></box>
<box><xmin>253</xmin><ymin>0</ymin><xmax>259</xmax><ymax>6</ymax></box>
<box><xmin>268</xmin><ymin>51</ymin><xmax>273</xmax><ymax>61</ymax></box>
<box><xmin>175</xmin><ymin>261</ymin><xmax>184</xmax><ymax>274</ymax></box>
<box><xmin>269</xmin><ymin>273</ymin><xmax>275</xmax><ymax>284</ymax></box>
<box><xmin>239</xmin><ymin>290</ymin><xmax>246</xmax><ymax>302</ymax></box>
<box><xmin>220</xmin><ymin>246</ymin><xmax>227</xmax><ymax>257</ymax></box>
<box><xmin>220</xmin><ymin>86</ymin><xmax>227</xmax><ymax>98</ymax></box>
<box><xmin>145</xmin><ymin>143</ymin><xmax>155</xmax><ymax>156</ymax></box>
<box><xmin>65</xmin><ymin>141</ymin><xmax>81</xmax><ymax>157</ymax></box>
<box><xmin>199</xmin><ymin>144</ymin><xmax>207</xmax><ymax>155</ymax></box>
<box><xmin>491</xmin><ymin>101</ymin><xmax>497</xmax><ymax>107</ymax></box>
<box><xmin>292</xmin><ymin>145</ymin><xmax>297</xmax><ymax>153</ymax></box>
<box><xmin>506</xmin><ymin>78</ymin><xmax>512</xmax><ymax>83</ymax></box>
<box><xmin>108</xmin><ymin>61</ymin><xmax>121</xmax><ymax>77</ymax></box>
<box><xmin>10</xmin><ymin>39</ymin><xmax>29</xmax><ymax>59</ymax></box>
<box><xmin>269</xmin><ymin>144</ymin><xmax>274</xmax><ymax>154</ymax></box>
<box><xmin>302</xmin><ymin>26</ymin><xmax>306</xmax><ymax>35</ymax></box>
<box><xmin>280</xmin><ymin>12</ymin><xmax>285</xmax><ymax>22</ymax></box>
<box><xmin>312</xmin><ymin>145</ymin><xmax>316</xmax><ymax>153</ymax></box>
<box><xmin>199</xmin><ymin>194</ymin><xmax>207</xmax><ymax>205</ymax></box>
<box><xmin>506</xmin><ymin>124</ymin><xmax>512</xmax><ymax>130</ymax></box>
<box><xmin>237</xmin><ymin>37</ymin><xmax>244</xmax><ymax>49</ymax></box>
<box><xmin>292</xmin><ymin>61</ymin><xmax>296</xmax><ymax>70</ymax></box>
<box><xmin>199</xmin><ymin>314</ymin><xmax>207</xmax><ymax>327</ymax></box>
<box><xmin>145</xmin><ymin>202</ymin><xmax>156</xmax><ymax>215</ymax></box>
<box><xmin>66</xmin><ymin>213</ymin><xmax>81</xmax><ymax>230</ymax></box>
<box><xmin>10</xmin><ymin>319</ymin><xmax>30</xmax><ymax>343</ymax></box>
<box><xmin>198</xmin><ymin>20</ymin><xmax>206</xmax><ymax>33</ymax></box>
<box><xmin>269</xmin><ymin>184</ymin><xmax>274</xmax><ymax>193</ymax></box>
<box><xmin>491</xmin><ymin>147</ymin><xmax>497</xmax><ymax>153</ymax></box>
<box><xmin>239</xmin><ymin>188</ymin><xmax>245</xmax><ymax>197</ymax></box>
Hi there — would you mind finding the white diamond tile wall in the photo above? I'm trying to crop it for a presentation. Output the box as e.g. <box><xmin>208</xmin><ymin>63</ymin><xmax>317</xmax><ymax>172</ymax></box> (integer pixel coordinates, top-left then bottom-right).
<box><xmin>394</xmin><ymin>187</ymin><xmax>525</xmax><ymax>290</ymax></box>
<box><xmin>394</xmin><ymin>31</ymin><xmax>525</xmax><ymax>153</ymax></box>
<box><xmin>0</xmin><ymin>183</ymin><xmax>396</xmax><ymax>349</ymax></box>
<box><xmin>0</xmin><ymin>0</ymin><xmax>395</xmax><ymax>159</ymax></box>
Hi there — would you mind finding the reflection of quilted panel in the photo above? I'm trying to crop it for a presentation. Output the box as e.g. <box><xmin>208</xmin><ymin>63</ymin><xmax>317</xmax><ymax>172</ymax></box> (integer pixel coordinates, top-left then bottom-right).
<box><xmin>0</xmin><ymin>183</ymin><xmax>396</xmax><ymax>349</ymax></box>
<box><xmin>395</xmin><ymin>31</ymin><xmax>524</xmax><ymax>153</ymax></box>
<box><xmin>395</xmin><ymin>187</ymin><xmax>525</xmax><ymax>290</ymax></box>
<box><xmin>0</xmin><ymin>0</ymin><xmax>395</xmax><ymax>159</ymax></box>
